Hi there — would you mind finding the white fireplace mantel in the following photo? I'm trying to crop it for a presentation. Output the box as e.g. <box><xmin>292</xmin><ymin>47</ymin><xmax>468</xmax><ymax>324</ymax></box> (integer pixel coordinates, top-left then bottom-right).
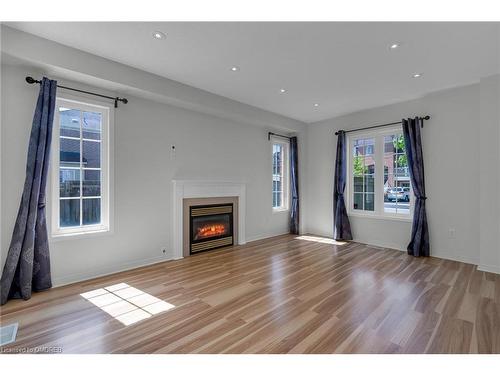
<box><xmin>172</xmin><ymin>180</ymin><xmax>246</xmax><ymax>259</ymax></box>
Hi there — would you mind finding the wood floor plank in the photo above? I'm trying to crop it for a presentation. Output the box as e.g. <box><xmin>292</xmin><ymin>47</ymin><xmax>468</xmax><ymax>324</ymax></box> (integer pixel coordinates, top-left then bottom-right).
<box><xmin>427</xmin><ymin>317</ymin><xmax>473</xmax><ymax>353</ymax></box>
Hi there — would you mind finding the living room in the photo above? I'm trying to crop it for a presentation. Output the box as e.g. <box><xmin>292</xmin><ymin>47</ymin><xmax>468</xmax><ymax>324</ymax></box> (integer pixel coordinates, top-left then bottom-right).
<box><xmin>1</xmin><ymin>1</ymin><xmax>499</xmax><ymax>372</ymax></box>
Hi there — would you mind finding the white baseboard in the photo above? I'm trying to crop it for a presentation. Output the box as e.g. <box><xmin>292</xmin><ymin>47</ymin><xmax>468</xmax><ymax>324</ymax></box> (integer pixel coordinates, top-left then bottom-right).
<box><xmin>245</xmin><ymin>231</ymin><xmax>290</xmax><ymax>243</ymax></box>
<box><xmin>430</xmin><ymin>251</ymin><xmax>478</xmax><ymax>267</ymax></box>
<box><xmin>353</xmin><ymin>239</ymin><xmax>480</xmax><ymax>267</ymax></box>
<box><xmin>52</xmin><ymin>255</ymin><xmax>171</xmax><ymax>287</ymax></box>
<box><xmin>477</xmin><ymin>264</ymin><xmax>500</xmax><ymax>274</ymax></box>
<box><xmin>352</xmin><ymin>237</ymin><xmax>406</xmax><ymax>252</ymax></box>
<box><xmin>306</xmin><ymin>232</ymin><xmax>485</xmax><ymax>269</ymax></box>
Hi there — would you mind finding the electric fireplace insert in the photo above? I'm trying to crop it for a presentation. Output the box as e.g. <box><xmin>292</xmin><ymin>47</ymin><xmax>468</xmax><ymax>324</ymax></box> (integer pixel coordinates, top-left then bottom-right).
<box><xmin>189</xmin><ymin>203</ymin><xmax>233</xmax><ymax>254</ymax></box>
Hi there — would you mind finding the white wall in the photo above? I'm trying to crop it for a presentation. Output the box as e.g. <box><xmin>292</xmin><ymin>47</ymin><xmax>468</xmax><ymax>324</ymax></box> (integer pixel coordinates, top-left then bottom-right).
<box><xmin>479</xmin><ymin>75</ymin><xmax>500</xmax><ymax>273</ymax></box>
<box><xmin>1</xmin><ymin>63</ymin><xmax>307</xmax><ymax>286</ymax></box>
<box><xmin>306</xmin><ymin>83</ymin><xmax>493</xmax><ymax>266</ymax></box>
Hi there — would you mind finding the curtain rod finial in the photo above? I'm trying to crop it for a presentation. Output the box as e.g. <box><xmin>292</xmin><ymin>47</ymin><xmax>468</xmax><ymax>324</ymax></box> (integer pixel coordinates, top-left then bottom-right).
<box><xmin>25</xmin><ymin>76</ymin><xmax>39</xmax><ymax>85</ymax></box>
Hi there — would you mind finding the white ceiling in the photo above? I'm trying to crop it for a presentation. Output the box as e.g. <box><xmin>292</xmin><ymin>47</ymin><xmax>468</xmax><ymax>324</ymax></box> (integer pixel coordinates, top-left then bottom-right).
<box><xmin>5</xmin><ymin>22</ymin><xmax>499</xmax><ymax>123</ymax></box>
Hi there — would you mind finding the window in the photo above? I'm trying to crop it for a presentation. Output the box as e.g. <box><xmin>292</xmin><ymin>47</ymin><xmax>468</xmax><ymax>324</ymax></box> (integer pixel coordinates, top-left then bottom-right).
<box><xmin>348</xmin><ymin>127</ymin><xmax>412</xmax><ymax>219</ymax></box>
<box><xmin>272</xmin><ymin>138</ymin><xmax>289</xmax><ymax>210</ymax></box>
<box><xmin>51</xmin><ymin>98</ymin><xmax>111</xmax><ymax>236</ymax></box>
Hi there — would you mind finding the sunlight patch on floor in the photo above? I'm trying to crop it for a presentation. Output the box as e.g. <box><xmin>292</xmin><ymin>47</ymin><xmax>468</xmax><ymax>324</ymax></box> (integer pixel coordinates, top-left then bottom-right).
<box><xmin>295</xmin><ymin>235</ymin><xmax>346</xmax><ymax>245</ymax></box>
<box><xmin>80</xmin><ymin>283</ymin><xmax>175</xmax><ymax>326</ymax></box>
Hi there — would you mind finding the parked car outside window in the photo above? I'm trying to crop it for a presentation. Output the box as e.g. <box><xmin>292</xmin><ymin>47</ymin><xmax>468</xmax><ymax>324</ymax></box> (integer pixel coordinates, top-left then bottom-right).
<box><xmin>386</xmin><ymin>187</ymin><xmax>410</xmax><ymax>202</ymax></box>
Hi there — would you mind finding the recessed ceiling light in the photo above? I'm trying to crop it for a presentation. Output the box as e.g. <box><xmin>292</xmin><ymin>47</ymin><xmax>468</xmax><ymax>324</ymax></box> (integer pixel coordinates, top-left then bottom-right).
<box><xmin>390</xmin><ymin>43</ymin><xmax>400</xmax><ymax>50</ymax></box>
<box><xmin>280</xmin><ymin>88</ymin><xmax>286</xmax><ymax>93</ymax></box>
<box><xmin>314</xmin><ymin>103</ymin><xmax>319</xmax><ymax>107</ymax></box>
<box><xmin>230</xmin><ymin>66</ymin><xmax>239</xmax><ymax>72</ymax></box>
<box><xmin>412</xmin><ymin>73</ymin><xmax>423</xmax><ymax>78</ymax></box>
<box><xmin>153</xmin><ymin>31</ymin><xmax>166</xmax><ymax>40</ymax></box>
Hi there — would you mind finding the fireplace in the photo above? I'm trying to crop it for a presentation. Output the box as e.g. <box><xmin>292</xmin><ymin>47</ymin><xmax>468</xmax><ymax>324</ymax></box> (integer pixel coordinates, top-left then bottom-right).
<box><xmin>189</xmin><ymin>203</ymin><xmax>234</xmax><ymax>254</ymax></box>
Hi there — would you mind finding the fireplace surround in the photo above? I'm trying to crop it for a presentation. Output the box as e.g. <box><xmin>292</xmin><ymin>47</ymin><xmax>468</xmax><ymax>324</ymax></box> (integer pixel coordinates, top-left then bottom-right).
<box><xmin>172</xmin><ymin>180</ymin><xmax>246</xmax><ymax>259</ymax></box>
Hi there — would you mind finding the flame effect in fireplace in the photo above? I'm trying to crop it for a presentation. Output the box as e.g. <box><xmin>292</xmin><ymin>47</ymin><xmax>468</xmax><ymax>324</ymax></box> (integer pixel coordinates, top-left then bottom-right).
<box><xmin>195</xmin><ymin>223</ymin><xmax>227</xmax><ymax>240</ymax></box>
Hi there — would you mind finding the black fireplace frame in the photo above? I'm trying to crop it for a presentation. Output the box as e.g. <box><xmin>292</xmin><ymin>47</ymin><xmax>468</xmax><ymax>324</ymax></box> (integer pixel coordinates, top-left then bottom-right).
<box><xmin>189</xmin><ymin>203</ymin><xmax>234</xmax><ymax>255</ymax></box>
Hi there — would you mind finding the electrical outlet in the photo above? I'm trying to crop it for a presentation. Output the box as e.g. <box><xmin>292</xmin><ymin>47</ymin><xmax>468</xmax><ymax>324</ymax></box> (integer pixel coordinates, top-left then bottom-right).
<box><xmin>161</xmin><ymin>247</ymin><xmax>167</xmax><ymax>255</ymax></box>
<box><xmin>448</xmin><ymin>228</ymin><xmax>456</xmax><ymax>239</ymax></box>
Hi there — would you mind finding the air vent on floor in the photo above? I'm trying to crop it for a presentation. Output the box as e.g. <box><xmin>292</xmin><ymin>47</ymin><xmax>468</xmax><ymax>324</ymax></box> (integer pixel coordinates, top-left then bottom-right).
<box><xmin>0</xmin><ymin>323</ymin><xmax>18</xmax><ymax>346</ymax></box>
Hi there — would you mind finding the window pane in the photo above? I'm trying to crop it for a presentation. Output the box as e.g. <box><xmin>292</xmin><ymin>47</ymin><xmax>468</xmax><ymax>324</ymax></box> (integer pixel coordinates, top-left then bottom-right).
<box><xmin>272</xmin><ymin>142</ymin><xmax>286</xmax><ymax>209</ymax></box>
<box><xmin>353</xmin><ymin>193</ymin><xmax>363</xmax><ymax>210</ymax></box>
<box><xmin>353</xmin><ymin>138</ymin><xmax>374</xmax><ymax>157</ymax></box>
<box><xmin>82</xmin><ymin>140</ymin><xmax>101</xmax><ymax>168</ymax></box>
<box><xmin>364</xmin><ymin>175</ymin><xmax>375</xmax><ymax>192</ymax></box>
<box><xmin>398</xmin><ymin>189</ymin><xmax>411</xmax><ymax>215</ymax></box>
<box><xmin>384</xmin><ymin>173</ymin><xmax>393</xmax><ymax>203</ymax></box>
<box><xmin>394</xmin><ymin>134</ymin><xmax>406</xmax><ymax>153</ymax></box>
<box><xmin>83</xmin><ymin>198</ymin><xmax>101</xmax><ymax>225</ymax></box>
<box><xmin>365</xmin><ymin>144</ymin><xmax>374</xmax><ymax>155</ymax></box>
<box><xmin>275</xmin><ymin>192</ymin><xmax>282</xmax><ymax>208</ymax></box>
<box><xmin>273</xmin><ymin>144</ymin><xmax>282</xmax><ymax>175</ymax></box>
<box><xmin>352</xmin><ymin>137</ymin><xmax>375</xmax><ymax>212</ymax></box>
<box><xmin>384</xmin><ymin>155</ymin><xmax>397</xmax><ymax>174</ymax></box>
<box><xmin>83</xmin><ymin>169</ymin><xmax>101</xmax><ymax>196</ymax></box>
<box><xmin>82</xmin><ymin>111</ymin><xmax>102</xmax><ymax>140</ymax></box>
<box><xmin>364</xmin><ymin>193</ymin><xmax>375</xmax><ymax>211</ymax></box>
<box><xmin>59</xmin><ymin>108</ymin><xmax>80</xmax><ymax>138</ymax></box>
<box><xmin>60</xmin><ymin>138</ymin><xmax>80</xmax><ymax>168</ymax></box>
<box><xmin>383</xmin><ymin>133</ymin><xmax>411</xmax><ymax>215</ymax></box>
<box><xmin>60</xmin><ymin>169</ymin><xmax>80</xmax><ymax>197</ymax></box>
<box><xmin>353</xmin><ymin>176</ymin><xmax>363</xmax><ymax>192</ymax></box>
<box><xmin>353</xmin><ymin>156</ymin><xmax>364</xmax><ymax>176</ymax></box>
<box><xmin>384</xmin><ymin>135</ymin><xmax>396</xmax><ymax>153</ymax></box>
<box><xmin>272</xmin><ymin>145</ymin><xmax>277</xmax><ymax>174</ymax></box>
<box><xmin>60</xmin><ymin>199</ymin><xmax>80</xmax><ymax>227</ymax></box>
<box><xmin>364</xmin><ymin>157</ymin><xmax>375</xmax><ymax>174</ymax></box>
<box><xmin>395</xmin><ymin>155</ymin><xmax>409</xmax><ymax>176</ymax></box>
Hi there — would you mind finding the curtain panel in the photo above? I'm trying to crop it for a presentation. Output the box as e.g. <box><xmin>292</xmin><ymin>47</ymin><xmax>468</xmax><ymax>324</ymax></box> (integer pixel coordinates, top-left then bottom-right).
<box><xmin>289</xmin><ymin>136</ymin><xmax>299</xmax><ymax>234</ymax></box>
<box><xmin>402</xmin><ymin>117</ymin><xmax>430</xmax><ymax>257</ymax></box>
<box><xmin>333</xmin><ymin>131</ymin><xmax>353</xmax><ymax>240</ymax></box>
<box><xmin>1</xmin><ymin>77</ymin><xmax>57</xmax><ymax>305</ymax></box>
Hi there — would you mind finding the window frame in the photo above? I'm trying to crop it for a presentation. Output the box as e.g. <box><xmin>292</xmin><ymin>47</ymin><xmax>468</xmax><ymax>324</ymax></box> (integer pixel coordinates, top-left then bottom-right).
<box><xmin>50</xmin><ymin>96</ymin><xmax>113</xmax><ymax>238</ymax></box>
<box><xmin>346</xmin><ymin>126</ymin><xmax>414</xmax><ymax>221</ymax></box>
<box><xmin>271</xmin><ymin>136</ymin><xmax>290</xmax><ymax>212</ymax></box>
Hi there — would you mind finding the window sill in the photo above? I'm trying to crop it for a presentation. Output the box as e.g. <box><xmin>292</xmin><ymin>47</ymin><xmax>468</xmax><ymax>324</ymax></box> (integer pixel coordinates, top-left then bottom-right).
<box><xmin>50</xmin><ymin>228</ymin><xmax>111</xmax><ymax>242</ymax></box>
<box><xmin>348</xmin><ymin>212</ymin><xmax>412</xmax><ymax>223</ymax></box>
<box><xmin>272</xmin><ymin>207</ymin><xmax>289</xmax><ymax>214</ymax></box>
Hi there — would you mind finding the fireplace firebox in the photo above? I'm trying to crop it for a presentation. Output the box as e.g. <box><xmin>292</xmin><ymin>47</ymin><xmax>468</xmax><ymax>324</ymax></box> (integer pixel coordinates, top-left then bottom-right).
<box><xmin>189</xmin><ymin>203</ymin><xmax>233</xmax><ymax>254</ymax></box>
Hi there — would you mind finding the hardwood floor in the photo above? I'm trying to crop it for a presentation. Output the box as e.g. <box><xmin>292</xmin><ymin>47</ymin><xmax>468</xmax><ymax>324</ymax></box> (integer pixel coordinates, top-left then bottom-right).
<box><xmin>1</xmin><ymin>234</ymin><xmax>499</xmax><ymax>354</ymax></box>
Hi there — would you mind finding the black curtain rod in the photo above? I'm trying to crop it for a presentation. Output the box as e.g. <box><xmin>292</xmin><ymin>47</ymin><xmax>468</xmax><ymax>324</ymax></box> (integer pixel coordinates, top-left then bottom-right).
<box><xmin>25</xmin><ymin>76</ymin><xmax>128</xmax><ymax>108</ymax></box>
<box><xmin>268</xmin><ymin>132</ymin><xmax>292</xmax><ymax>141</ymax></box>
<box><xmin>334</xmin><ymin>115</ymin><xmax>430</xmax><ymax>136</ymax></box>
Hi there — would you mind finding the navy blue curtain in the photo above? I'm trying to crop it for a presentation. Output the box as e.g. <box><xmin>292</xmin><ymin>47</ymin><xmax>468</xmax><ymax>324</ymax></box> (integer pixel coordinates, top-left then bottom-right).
<box><xmin>334</xmin><ymin>131</ymin><xmax>353</xmax><ymax>240</ymax></box>
<box><xmin>289</xmin><ymin>136</ymin><xmax>299</xmax><ymax>234</ymax></box>
<box><xmin>1</xmin><ymin>77</ymin><xmax>57</xmax><ymax>305</ymax></box>
<box><xmin>402</xmin><ymin>117</ymin><xmax>429</xmax><ymax>257</ymax></box>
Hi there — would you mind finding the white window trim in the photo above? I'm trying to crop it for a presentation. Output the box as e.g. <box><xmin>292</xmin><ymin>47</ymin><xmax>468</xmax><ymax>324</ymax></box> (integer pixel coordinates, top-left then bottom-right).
<box><xmin>271</xmin><ymin>136</ymin><xmax>290</xmax><ymax>212</ymax></box>
<box><xmin>346</xmin><ymin>126</ymin><xmax>414</xmax><ymax>222</ymax></box>
<box><xmin>49</xmin><ymin>96</ymin><xmax>114</xmax><ymax>239</ymax></box>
